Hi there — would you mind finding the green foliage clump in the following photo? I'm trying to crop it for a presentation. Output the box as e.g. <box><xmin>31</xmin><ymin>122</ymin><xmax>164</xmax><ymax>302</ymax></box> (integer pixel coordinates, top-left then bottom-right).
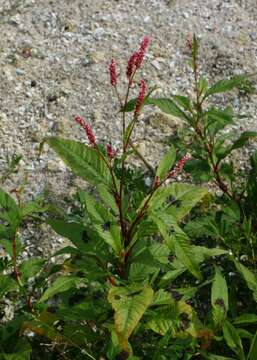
<box><xmin>0</xmin><ymin>35</ymin><xmax>257</xmax><ymax>360</ymax></box>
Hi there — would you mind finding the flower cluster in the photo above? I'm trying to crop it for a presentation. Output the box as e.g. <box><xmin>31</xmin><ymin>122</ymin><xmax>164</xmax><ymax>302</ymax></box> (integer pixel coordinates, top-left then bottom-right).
<box><xmin>168</xmin><ymin>153</ymin><xmax>191</xmax><ymax>179</ymax></box>
<box><xmin>109</xmin><ymin>58</ymin><xmax>117</xmax><ymax>87</ymax></box>
<box><xmin>75</xmin><ymin>116</ymin><xmax>96</xmax><ymax>146</ymax></box>
<box><xmin>106</xmin><ymin>143</ymin><xmax>115</xmax><ymax>160</ymax></box>
<box><xmin>134</xmin><ymin>80</ymin><xmax>146</xmax><ymax>116</ymax></box>
<box><xmin>126</xmin><ymin>36</ymin><xmax>150</xmax><ymax>82</ymax></box>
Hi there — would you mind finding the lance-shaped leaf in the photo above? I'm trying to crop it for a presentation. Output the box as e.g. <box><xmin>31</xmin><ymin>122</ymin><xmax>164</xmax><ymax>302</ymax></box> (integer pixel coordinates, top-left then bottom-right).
<box><xmin>211</xmin><ymin>269</ymin><xmax>228</xmax><ymax>327</ymax></box>
<box><xmin>38</xmin><ymin>276</ymin><xmax>81</xmax><ymax>303</ymax></box>
<box><xmin>234</xmin><ymin>260</ymin><xmax>257</xmax><ymax>302</ymax></box>
<box><xmin>151</xmin><ymin>214</ymin><xmax>202</xmax><ymax>280</ymax></box>
<box><xmin>108</xmin><ymin>285</ymin><xmax>153</xmax><ymax>351</ymax></box>
<box><xmin>46</xmin><ymin>137</ymin><xmax>113</xmax><ymax>188</ymax></box>
<box><xmin>222</xmin><ymin>320</ymin><xmax>245</xmax><ymax>360</ymax></box>
<box><xmin>230</xmin><ymin>131</ymin><xmax>257</xmax><ymax>151</ymax></box>
<box><xmin>79</xmin><ymin>191</ymin><xmax>122</xmax><ymax>253</ymax></box>
<box><xmin>204</xmin><ymin>75</ymin><xmax>248</xmax><ymax>98</ymax></box>
<box><xmin>248</xmin><ymin>330</ymin><xmax>257</xmax><ymax>360</ymax></box>
<box><xmin>0</xmin><ymin>188</ymin><xmax>20</xmax><ymax>233</ymax></box>
<box><xmin>146</xmin><ymin>97</ymin><xmax>192</xmax><ymax>123</ymax></box>
<box><xmin>156</xmin><ymin>145</ymin><xmax>176</xmax><ymax>181</ymax></box>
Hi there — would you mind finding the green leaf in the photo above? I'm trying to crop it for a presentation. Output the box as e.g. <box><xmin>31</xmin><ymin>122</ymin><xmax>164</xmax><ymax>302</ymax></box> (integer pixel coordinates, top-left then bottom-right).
<box><xmin>146</xmin><ymin>97</ymin><xmax>192</xmax><ymax>123</ymax></box>
<box><xmin>205</xmin><ymin>107</ymin><xmax>234</xmax><ymax>137</ymax></box>
<box><xmin>248</xmin><ymin>330</ymin><xmax>257</xmax><ymax>360</ymax></box>
<box><xmin>199</xmin><ymin>77</ymin><xmax>208</xmax><ymax>97</ymax></box>
<box><xmin>191</xmin><ymin>246</ymin><xmax>227</xmax><ymax>264</ymax></box>
<box><xmin>78</xmin><ymin>192</ymin><xmax>122</xmax><ymax>253</ymax></box>
<box><xmin>0</xmin><ymin>275</ymin><xmax>18</xmax><ymax>298</ymax></box>
<box><xmin>20</xmin><ymin>200</ymin><xmax>48</xmax><ymax>218</ymax></box>
<box><xmin>108</xmin><ymin>285</ymin><xmax>153</xmax><ymax>351</ymax></box>
<box><xmin>234</xmin><ymin>260</ymin><xmax>257</xmax><ymax>302</ymax></box>
<box><xmin>223</xmin><ymin>320</ymin><xmax>245</xmax><ymax>360</ymax></box>
<box><xmin>147</xmin><ymin>295</ymin><xmax>196</xmax><ymax>337</ymax></box>
<box><xmin>47</xmin><ymin>219</ymin><xmax>86</xmax><ymax>248</ymax></box>
<box><xmin>46</xmin><ymin>137</ymin><xmax>113</xmax><ymax>188</ymax></box>
<box><xmin>171</xmin><ymin>95</ymin><xmax>192</xmax><ymax>112</ymax></box>
<box><xmin>184</xmin><ymin>159</ymin><xmax>212</xmax><ymax>183</ymax></box>
<box><xmin>38</xmin><ymin>276</ymin><xmax>81</xmax><ymax>303</ymax></box>
<box><xmin>149</xmin><ymin>182</ymin><xmax>208</xmax><ymax>221</ymax></box>
<box><xmin>211</xmin><ymin>269</ymin><xmax>228</xmax><ymax>327</ymax></box>
<box><xmin>174</xmin><ymin>234</ymin><xmax>202</xmax><ymax>280</ymax></box>
<box><xmin>159</xmin><ymin>268</ymin><xmax>186</xmax><ymax>287</ymax></box>
<box><xmin>230</xmin><ymin>131</ymin><xmax>257</xmax><ymax>151</ymax></box>
<box><xmin>204</xmin><ymin>75</ymin><xmax>248</xmax><ymax>98</ymax></box>
<box><xmin>20</xmin><ymin>258</ymin><xmax>45</xmax><ymax>282</ymax></box>
<box><xmin>233</xmin><ymin>314</ymin><xmax>257</xmax><ymax>326</ymax></box>
<box><xmin>1</xmin><ymin>339</ymin><xmax>32</xmax><ymax>360</ymax></box>
<box><xmin>156</xmin><ymin>145</ymin><xmax>176</xmax><ymax>181</ymax></box>
<box><xmin>205</xmin><ymin>355</ymin><xmax>236</xmax><ymax>360</ymax></box>
<box><xmin>0</xmin><ymin>188</ymin><xmax>20</xmax><ymax>232</ymax></box>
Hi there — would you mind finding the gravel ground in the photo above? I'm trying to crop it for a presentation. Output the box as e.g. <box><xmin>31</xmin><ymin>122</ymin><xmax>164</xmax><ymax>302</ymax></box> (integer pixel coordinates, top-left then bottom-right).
<box><xmin>0</xmin><ymin>0</ymin><xmax>257</xmax><ymax>255</ymax></box>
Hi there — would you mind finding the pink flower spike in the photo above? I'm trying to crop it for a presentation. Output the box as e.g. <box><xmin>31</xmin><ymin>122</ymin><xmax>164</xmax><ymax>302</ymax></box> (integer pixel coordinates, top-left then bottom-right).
<box><xmin>168</xmin><ymin>153</ymin><xmax>191</xmax><ymax>179</ymax></box>
<box><xmin>135</xmin><ymin>36</ymin><xmax>150</xmax><ymax>68</ymax></box>
<box><xmin>75</xmin><ymin>116</ymin><xmax>96</xmax><ymax>146</ymax></box>
<box><xmin>126</xmin><ymin>52</ymin><xmax>139</xmax><ymax>81</ymax></box>
<box><xmin>109</xmin><ymin>58</ymin><xmax>118</xmax><ymax>87</ymax></box>
<box><xmin>134</xmin><ymin>80</ymin><xmax>146</xmax><ymax>116</ymax></box>
<box><xmin>106</xmin><ymin>143</ymin><xmax>115</xmax><ymax>160</ymax></box>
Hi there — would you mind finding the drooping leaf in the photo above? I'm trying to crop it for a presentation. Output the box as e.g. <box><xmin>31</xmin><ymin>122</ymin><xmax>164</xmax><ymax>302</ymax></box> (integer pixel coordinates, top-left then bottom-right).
<box><xmin>46</xmin><ymin>137</ymin><xmax>113</xmax><ymax>188</ymax></box>
<box><xmin>108</xmin><ymin>285</ymin><xmax>153</xmax><ymax>351</ymax></box>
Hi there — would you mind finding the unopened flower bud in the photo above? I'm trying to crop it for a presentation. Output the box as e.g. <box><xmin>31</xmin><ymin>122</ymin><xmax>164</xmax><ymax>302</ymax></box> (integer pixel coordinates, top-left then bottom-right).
<box><xmin>106</xmin><ymin>143</ymin><xmax>115</xmax><ymax>160</ymax></box>
<box><xmin>109</xmin><ymin>58</ymin><xmax>118</xmax><ymax>87</ymax></box>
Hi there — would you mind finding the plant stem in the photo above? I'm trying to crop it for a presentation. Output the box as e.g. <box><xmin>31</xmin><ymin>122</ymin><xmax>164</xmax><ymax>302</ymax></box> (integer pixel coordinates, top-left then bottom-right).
<box><xmin>129</xmin><ymin>141</ymin><xmax>155</xmax><ymax>174</ymax></box>
<box><xmin>12</xmin><ymin>234</ymin><xmax>22</xmax><ymax>287</ymax></box>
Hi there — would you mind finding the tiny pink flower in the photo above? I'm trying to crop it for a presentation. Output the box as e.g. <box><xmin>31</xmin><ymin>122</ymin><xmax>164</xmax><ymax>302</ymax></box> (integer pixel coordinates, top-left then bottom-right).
<box><xmin>106</xmin><ymin>143</ymin><xmax>115</xmax><ymax>160</ymax></box>
<box><xmin>134</xmin><ymin>80</ymin><xmax>146</xmax><ymax>116</ymax></box>
<box><xmin>168</xmin><ymin>153</ymin><xmax>190</xmax><ymax>179</ymax></box>
<box><xmin>109</xmin><ymin>58</ymin><xmax>118</xmax><ymax>87</ymax></box>
<box><xmin>75</xmin><ymin>116</ymin><xmax>96</xmax><ymax>146</ymax></box>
